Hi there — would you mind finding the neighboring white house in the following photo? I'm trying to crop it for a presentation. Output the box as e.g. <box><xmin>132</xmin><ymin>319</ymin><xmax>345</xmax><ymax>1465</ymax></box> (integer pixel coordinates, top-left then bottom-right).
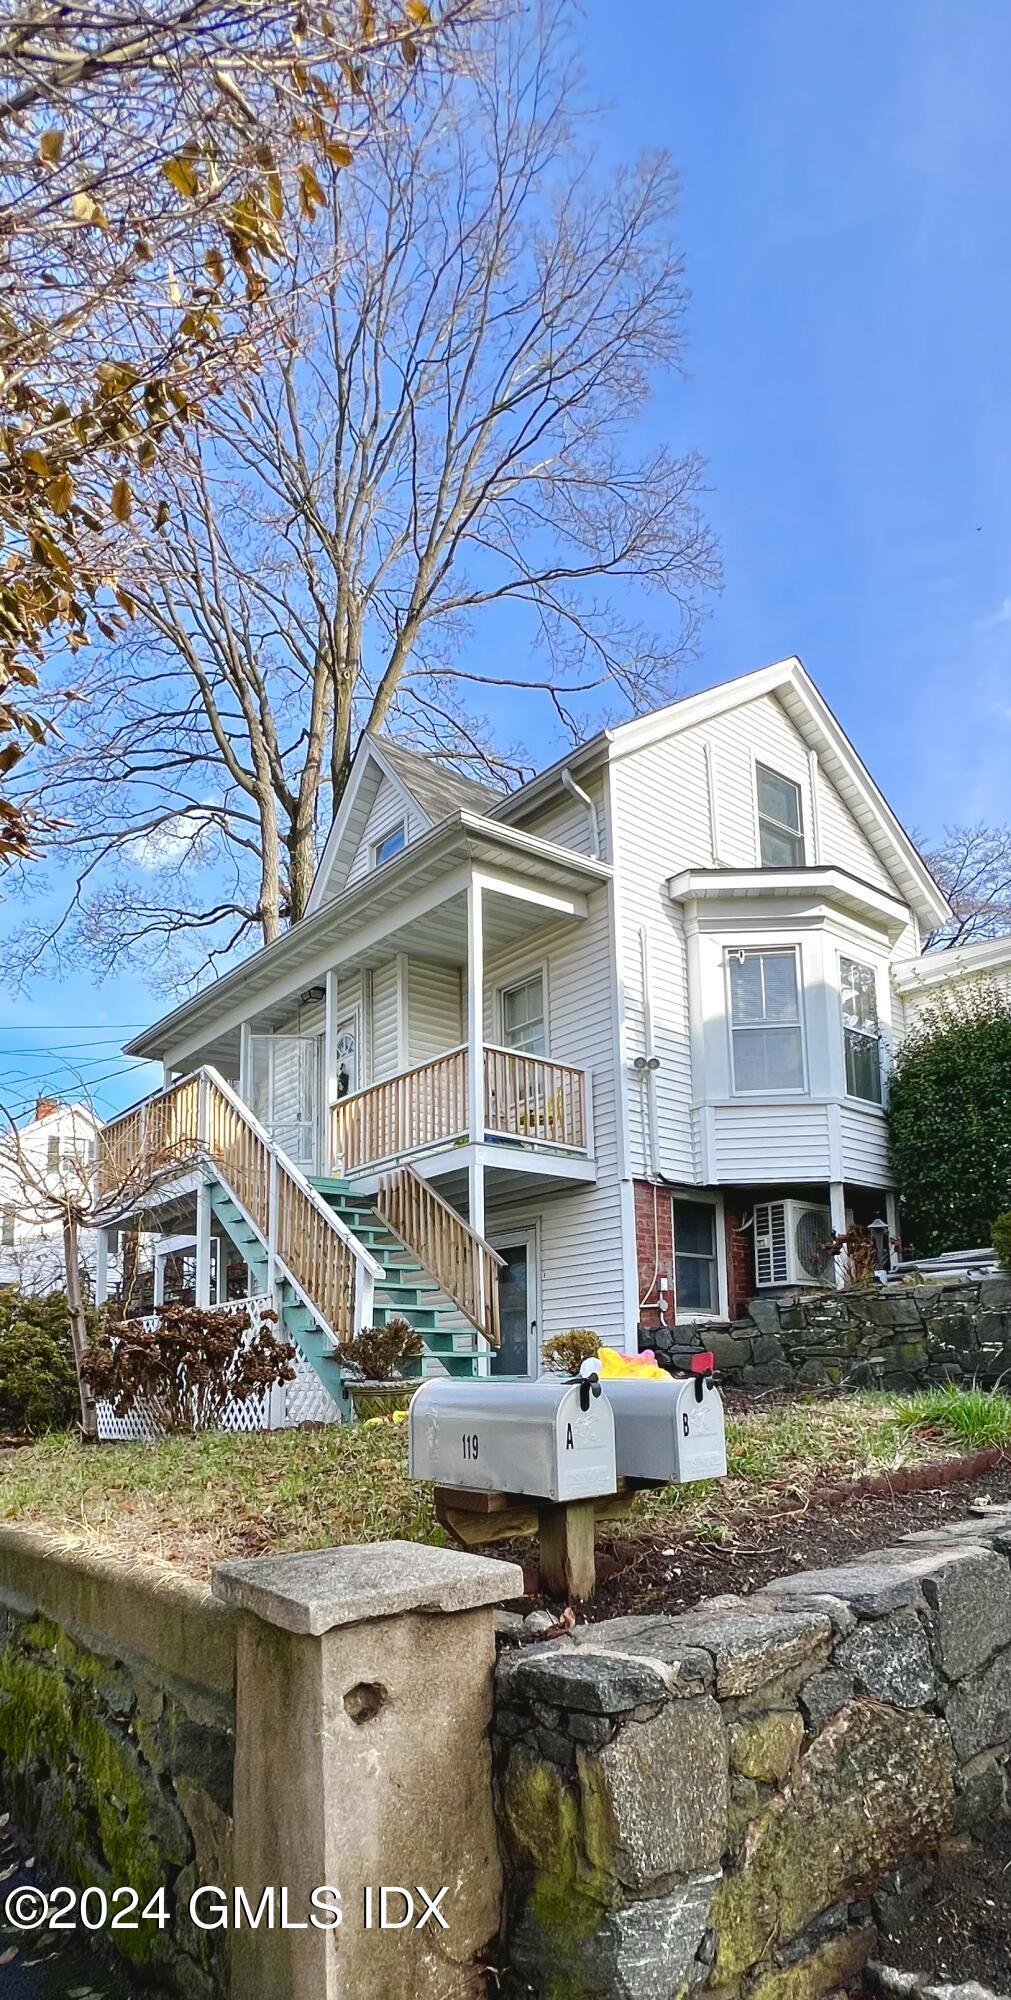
<box><xmin>892</xmin><ymin>933</ymin><xmax>1011</xmax><ymax>1037</ymax></box>
<box><xmin>95</xmin><ymin>656</ymin><xmax>955</xmax><ymax>1407</ymax></box>
<box><xmin>0</xmin><ymin>1096</ymin><xmax>104</xmax><ymax>1293</ymax></box>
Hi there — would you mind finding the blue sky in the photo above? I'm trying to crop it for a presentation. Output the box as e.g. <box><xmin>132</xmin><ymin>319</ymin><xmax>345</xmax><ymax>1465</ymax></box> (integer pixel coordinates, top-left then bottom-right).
<box><xmin>2</xmin><ymin>0</ymin><xmax>1009</xmax><ymax>1121</ymax></box>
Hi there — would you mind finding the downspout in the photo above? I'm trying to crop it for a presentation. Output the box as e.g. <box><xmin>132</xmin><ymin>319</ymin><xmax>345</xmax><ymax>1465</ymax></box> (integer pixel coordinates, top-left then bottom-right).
<box><xmin>561</xmin><ymin>768</ymin><xmax>600</xmax><ymax>858</ymax></box>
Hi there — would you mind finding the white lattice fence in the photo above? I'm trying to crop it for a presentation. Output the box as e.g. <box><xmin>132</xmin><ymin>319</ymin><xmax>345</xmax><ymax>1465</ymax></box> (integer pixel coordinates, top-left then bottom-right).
<box><xmin>95</xmin><ymin>1296</ymin><xmax>342</xmax><ymax>1442</ymax></box>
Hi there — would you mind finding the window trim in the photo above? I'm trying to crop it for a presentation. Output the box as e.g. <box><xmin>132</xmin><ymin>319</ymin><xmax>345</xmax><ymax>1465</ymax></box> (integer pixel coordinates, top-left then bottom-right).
<box><xmin>671</xmin><ymin>1195</ymin><xmax>720</xmax><ymax>1320</ymax></box>
<box><xmin>725</xmin><ymin>944</ymin><xmax>808</xmax><ymax>1097</ymax></box>
<box><xmin>753</xmin><ymin>758</ymin><xmax>806</xmax><ymax>869</ymax></box>
<box><xmin>838</xmin><ymin>950</ymin><xmax>884</xmax><ymax>1107</ymax></box>
<box><xmin>496</xmin><ymin>963</ymin><xmax>549</xmax><ymax>1058</ymax></box>
<box><xmin>371</xmin><ymin>820</ymin><xmax>407</xmax><ymax>869</ymax></box>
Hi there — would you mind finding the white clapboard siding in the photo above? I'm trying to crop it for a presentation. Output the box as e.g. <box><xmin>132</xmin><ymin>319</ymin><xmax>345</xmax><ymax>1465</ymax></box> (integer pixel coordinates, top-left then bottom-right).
<box><xmin>370</xmin><ymin>961</ymin><xmax>401</xmax><ymax>1081</ymax></box>
<box><xmin>345</xmin><ymin>776</ymin><xmax>422</xmax><ymax>889</ymax></box>
<box><xmin>609</xmin><ymin>740</ymin><xmax>699</xmax><ymax>1183</ymax></box>
<box><xmin>507</xmin><ymin>770</ymin><xmax>611</xmax><ymax>862</ymax></box>
<box><xmin>712</xmin><ymin>1102</ymin><xmax>832</xmax><ymax>1182</ymax></box>
<box><xmin>482</xmin><ymin>881</ymin><xmax>625</xmax><ymax>1348</ymax></box>
<box><xmin>839</xmin><ymin>1104</ymin><xmax>891</xmax><ymax>1185</ymax></box>
<box><xmin>407</xmin><ymin>959</ymin><xmax>463</xmax><ymax>1065</ymax></box>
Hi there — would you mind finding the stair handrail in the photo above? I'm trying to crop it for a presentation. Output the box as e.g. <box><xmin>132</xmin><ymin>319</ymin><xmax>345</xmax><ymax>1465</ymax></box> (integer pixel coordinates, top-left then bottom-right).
<box><xmin>198</xmin><ymin>1067</ymin><xmax>384</xmax><ymax>1282</ymax></box>
<box><xmin>98</xmin><ymin>1066</ymin><xmax>383</xmax><ymax>1343</ymax></box>
<box><xmin>376</xmin><ymin>1162</ymin><xmax>505</xmax><ymax>1347</ymax></box>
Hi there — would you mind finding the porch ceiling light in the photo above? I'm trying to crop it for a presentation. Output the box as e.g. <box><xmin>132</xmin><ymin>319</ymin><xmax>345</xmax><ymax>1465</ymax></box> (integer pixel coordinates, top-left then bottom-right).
<box><xmin>300</xmin><ymin>985</ymin><xmax>326</xmax><ymax>1003</ymax></box>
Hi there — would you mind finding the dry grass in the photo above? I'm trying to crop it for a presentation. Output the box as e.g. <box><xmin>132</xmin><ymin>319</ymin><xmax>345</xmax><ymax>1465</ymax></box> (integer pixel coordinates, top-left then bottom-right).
<box><xmin>0</xmin><ymin>1391</ymin><xmax>943</xmax><ymax>1580</ymax></box>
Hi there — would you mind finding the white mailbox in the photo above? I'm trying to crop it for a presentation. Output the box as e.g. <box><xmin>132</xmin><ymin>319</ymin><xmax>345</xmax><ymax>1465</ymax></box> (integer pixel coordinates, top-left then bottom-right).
<box><xmin>602</xmin><ymin>1373</ymin><xmax>727</xmax><ymax>1486</ymax></box>
<box><xmin>408</xmin><ymin>1377</ymin><xmax>617</xmax><ymax>1503</ymax></box>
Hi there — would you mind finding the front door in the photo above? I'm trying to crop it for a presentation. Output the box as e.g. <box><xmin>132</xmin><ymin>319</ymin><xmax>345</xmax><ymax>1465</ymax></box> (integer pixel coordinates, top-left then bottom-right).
<box><xmin>489</xmin><ymin>1226</ymin><xmax>538</xmax><ymax>1378</ymax></box>
<box><xmin>249</xmin><ymin>1035</ymin><xmax>322</xmax><ymax>1171</ymax></box>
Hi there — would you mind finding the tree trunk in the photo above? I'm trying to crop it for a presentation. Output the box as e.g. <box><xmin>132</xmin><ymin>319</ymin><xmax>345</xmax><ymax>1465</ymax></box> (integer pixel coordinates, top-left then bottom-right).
<box><xmin>63</xmin><ymin>1211</ymin><xmax>98</xmax><ymax>1441</ymax></box>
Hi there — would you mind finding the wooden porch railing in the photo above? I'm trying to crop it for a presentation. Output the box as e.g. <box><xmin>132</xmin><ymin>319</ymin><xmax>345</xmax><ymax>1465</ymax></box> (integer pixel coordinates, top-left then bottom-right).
<box><xmin>332</xmin><ymin>1045</ymin><xmax>469</xmax><ymax>1174</ymax></box>
<box><xmin>376</xmin><ymin>1165</ymin><xmax>504</xmax><ymax>1348</ymax></box>
<box><xmin>98</xmin><ymin>1068</ymin><xmax>381</xmax><ymax>1345</ymax></box>
<box><xmin>330</xmin><ymin>1044</ymin><xmax>589</xmax><ymax>1172</ymax></box>
<box><xmin>483</xmin><ymin>1044</ymin><xmax>587</xmax><ymax>1152</ymax></box>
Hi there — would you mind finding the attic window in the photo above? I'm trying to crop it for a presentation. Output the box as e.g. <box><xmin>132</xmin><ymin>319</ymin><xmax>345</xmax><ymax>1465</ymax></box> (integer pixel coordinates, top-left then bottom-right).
<box><xmin>372</xmin><ymin>822</ymin><xmax>406</xmax><ymax>868</ymax></box>
<box><xmin>756</xmin><ymin>763</ymin><xmax>804</xmax><ymax>868</ymax></box>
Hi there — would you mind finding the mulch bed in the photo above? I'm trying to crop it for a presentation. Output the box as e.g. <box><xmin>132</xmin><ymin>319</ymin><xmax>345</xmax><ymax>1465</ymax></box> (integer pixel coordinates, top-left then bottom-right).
<box><xmin>873</xmin><ymin>1827</ymin><xmax>1011</xmax><ymax>1986</ymax></box>
<box><xmin>499</xmin><ymin>1452</ymin><xmax>1011</xmax><ymax>1618</ymax></box>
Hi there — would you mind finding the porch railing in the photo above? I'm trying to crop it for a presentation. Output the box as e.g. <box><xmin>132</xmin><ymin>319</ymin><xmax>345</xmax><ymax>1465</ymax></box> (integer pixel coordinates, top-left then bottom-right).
<box><xmin>332</xmin><ymin>1045</ymin><xmax>469</xmax><ymax>1174</ymax></box>
<box><xmin>376</xmin><ymin>1164</ymin><xmax>504</xmax><ymax>1348</ymax></box>
<box><xmin>97</xmin><ymin>1068</ymin><xmax>382</xmax><ymax>1345</ymax></box>
<box><xmin>330</xmin><ymin>1044</ymin><xmax>589</xmax><ymax>1174</ymax></box>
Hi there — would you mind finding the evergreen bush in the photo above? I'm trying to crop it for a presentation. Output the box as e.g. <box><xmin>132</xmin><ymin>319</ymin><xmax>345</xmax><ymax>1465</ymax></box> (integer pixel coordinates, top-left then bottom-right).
<box><xmin>888</xmin><ymin>985</ymin><xmax>1011</xmax><ymax>1255</ymax></box>
<box><xmin>0</xmin><ymin>1288</ymin><xmax>81</xmax><ymax>1436</ymax></box>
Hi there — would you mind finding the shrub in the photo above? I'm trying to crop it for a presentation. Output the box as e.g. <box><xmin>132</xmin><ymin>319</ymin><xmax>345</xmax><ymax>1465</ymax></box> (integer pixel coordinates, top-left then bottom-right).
<box><xmin>888</xmin><ymin>985</ymin><xmax>1011</xmax><ymax>1255</ymax></box>
<box><xmin>81</xmin><ymin>1302</ymin><xmax>296</xmax><ymax>1434</ymax></box>
<box><xmin>815</xmin><ymin>1226</ymin><xmax>878</xmax><ymax>1290</ymax></box>
<box><xmin>0</xmin><ymin>1288</ymin><xmax>81</xmax><ymax>1437</ymax></box>
<box><xmin>993</xmin><ymin>1212</ymin><xmax>1011</xmax><ymax>1272</ymax></box>
<box><xmin>542</xmin><ymin>1328</ymin><xmax>601</xmax><ymax>1375</ymax></box>
<box><xmin>331</xmin><ymin>1317</ymin><xmax>423</xmax><ymax>1382</ymax></box>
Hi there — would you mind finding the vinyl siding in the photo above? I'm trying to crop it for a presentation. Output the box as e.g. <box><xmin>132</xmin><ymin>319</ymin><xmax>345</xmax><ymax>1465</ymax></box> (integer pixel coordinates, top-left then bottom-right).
<box><xmin>407</xmin><ymin>959</ymin><xmax>462</xmax><ymax>1064</ymax></box>
<box><xmin>505</xmin><ymin>770</ymin><xmax>611</xmax><ymax>862</ymax></box>
<box><xmin>712</xmin><ymin>1102</ymin><xmax>832</xmax><ymax>1181</ymax></box>
<box><xmin>370</xmin><ymin>961</ymin><xmax>401</xmax><ymax>1081</ymax></box>
<box><xmin>609</xmin><ymin>690</ymin><xmax>916</xmax><ymax>1191</ymax></box>
<box><xmin>839</xmin><ymin>1103</ymin><xmax>891</xmax><ymax>1185</ymax></box>
<box><xmin>345</xmin><ymin>777</ymin><xmax>424</xmax><ymax>889</ymax></box>
<box><xmin>482</xmin><ymin>882</ymin><xmax>626</xmax><ymax>1349</ymax></box>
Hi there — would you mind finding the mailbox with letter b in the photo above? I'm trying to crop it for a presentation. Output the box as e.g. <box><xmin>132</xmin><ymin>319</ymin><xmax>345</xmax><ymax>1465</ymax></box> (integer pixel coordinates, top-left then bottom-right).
<box><xmin>586</xmin><ymin>1363</ymin><xmax>728</xmax><ymax>1486</ymax></box>
<box><xmin>408</xmin><ymin>1376</ymin><xmax>617</xmax><ymax>1503</ymax></box>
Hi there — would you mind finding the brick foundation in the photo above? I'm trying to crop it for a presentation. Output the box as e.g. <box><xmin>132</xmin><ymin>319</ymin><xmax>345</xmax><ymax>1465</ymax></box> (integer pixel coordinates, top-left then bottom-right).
<box><xmin>724</xmin><ymin>1205</ymin><xmax>755</xmax><ymax>1320</ymax></box>
<box><xmin>633</xmin><ymin>1179</ymin><xmax>674</xmax><ymax>1331</ymax></box>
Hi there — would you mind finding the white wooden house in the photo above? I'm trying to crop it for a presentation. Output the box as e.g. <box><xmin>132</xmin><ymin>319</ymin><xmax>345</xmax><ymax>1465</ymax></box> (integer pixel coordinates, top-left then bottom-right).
<box><xmin>95</xmin><ymin>657</ymin><xmax>951</xmax><ymax>1412</ymax></box>
<box><xmin>0</xmin><ymin>1096</ymin><xmax>105</xmax><ymax>1293</ymax></box>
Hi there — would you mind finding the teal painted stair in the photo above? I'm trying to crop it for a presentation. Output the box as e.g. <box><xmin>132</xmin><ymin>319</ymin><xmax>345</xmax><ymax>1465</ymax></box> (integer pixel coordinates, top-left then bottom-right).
<box><xmin>207</xmin><ymin>1178</ymin><xmax>483</xmax><ymax>1417</ymax></box>
<box><xmin>311</xmin><ymin>1179</ymin><xmax>484</xmax><ymax>1382</ymax></box>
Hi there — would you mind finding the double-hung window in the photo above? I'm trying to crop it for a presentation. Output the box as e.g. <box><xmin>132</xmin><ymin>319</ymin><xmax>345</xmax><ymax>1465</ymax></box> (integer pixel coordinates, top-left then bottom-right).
<box><xmin>0</xmin><ymin>1208</ymin><xmax>14</xmax><ymax>1248</ymax></box>
<box><xmin>729</xmin><ymin>948</ymin><xmax>805</xmax><ymax>1092</ymax></box>
<box><xmin>673</xmin><ymin>1201</ymin><xmax>718</xmax><ymax>1313</ymax></box>
<box><xmin>840</xmin><ymin>956</ymin><xmax>882</xmax><ymax>1103</ymax></box>
<box><xmin>501</xmin><ymin>973</ymin><xmax>547</xmax><ymax>1057</ymax></box>
<box><xmin>372</xmin><ymin>822</ymin><xmax>406</xmax><ymax>867</ymax></box>
<box><xmin>756</xmin><ymin>763</ymin><xmax>805</xmax><ymax>867</ymax></box>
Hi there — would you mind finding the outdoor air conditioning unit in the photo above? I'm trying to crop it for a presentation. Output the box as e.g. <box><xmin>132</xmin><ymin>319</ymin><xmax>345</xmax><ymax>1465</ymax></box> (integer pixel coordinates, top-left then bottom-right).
<box><xmin>753</xmin><ymin>1200</ymin><xmax>832</xmax><ymax>1288</ymax></box>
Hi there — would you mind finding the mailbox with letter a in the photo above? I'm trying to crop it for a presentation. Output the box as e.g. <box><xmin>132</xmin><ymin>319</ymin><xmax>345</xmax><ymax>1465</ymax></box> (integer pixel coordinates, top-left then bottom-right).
<box><xmin>600</xmin><ymin>1372</ymin><xmax>728</xmax><ymax>1485</ymax></box>
<box><xmin>408</xmin><ymin>1376</ymin><xmax>617</xmax><ymax>1503</ymax></box>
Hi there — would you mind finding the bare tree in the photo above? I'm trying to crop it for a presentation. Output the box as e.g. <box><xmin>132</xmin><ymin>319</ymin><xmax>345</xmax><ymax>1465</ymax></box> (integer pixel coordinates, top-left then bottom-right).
<box><xmin>12</xmin><ymin>0</ymin><xmax>720</xmax><ymax>987</ymax></box>
<box><xmin>0</xmin><ymin>1093</ymin><xmax>218</xmax><ymax>1434</ymax></box>
<box><xmin>924</xmin><ymin>823</ymin><xmax>1011</xmax><ymax>949</ymax></box>
<box><xmin>0</xmin><ymin>0</ymin><xmax>483</xmax><ymax>856</ymax></box>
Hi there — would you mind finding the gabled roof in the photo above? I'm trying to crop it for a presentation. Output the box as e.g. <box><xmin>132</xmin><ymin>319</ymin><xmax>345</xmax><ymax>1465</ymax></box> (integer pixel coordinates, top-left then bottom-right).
<box><xmin>375</xmin><ymin>738</ymin><xmax>501</xmax><ymax>821</ymax></box>
<box><xmin>492</xmin><ymin>656</ymin><xmax>951</xmax><ymax>934</ymax></box>
<box><xmin>306</xmin><ymin>732</ymin><xmax>502</xmax><ymax>913</ymax></box>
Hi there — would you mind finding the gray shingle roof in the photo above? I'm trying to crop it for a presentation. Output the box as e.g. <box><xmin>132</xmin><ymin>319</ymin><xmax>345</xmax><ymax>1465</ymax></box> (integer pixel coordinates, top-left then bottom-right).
<box><xmin>374</xmin><ymin>735</ymin><xmax>504</xmax><ymax>823</ymax></box>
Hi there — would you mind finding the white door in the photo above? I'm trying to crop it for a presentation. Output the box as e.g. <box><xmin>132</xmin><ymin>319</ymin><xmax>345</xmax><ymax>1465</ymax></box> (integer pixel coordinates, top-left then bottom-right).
<box><xmin>249</xmin><ymin>1035</ymin><xmax>322</xmax><ymax>1170</ymax></box>
<box><xmin>488</xmin><ymin>1225</ymin><xmax>539</xmax><ymax>1379</ymax></box>
<box><xmin>332</xmin><ymin>1015</ymin><xmax>359</xmax><ymax>1100</ymax></box>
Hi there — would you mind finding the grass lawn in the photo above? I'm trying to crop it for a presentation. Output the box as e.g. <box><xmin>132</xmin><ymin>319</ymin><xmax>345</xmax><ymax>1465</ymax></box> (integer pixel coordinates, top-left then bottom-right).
<box><xmin>2</xmin><ymin>1387</ymin><xmax>1007</xmax><ymax>1581</ymax></box>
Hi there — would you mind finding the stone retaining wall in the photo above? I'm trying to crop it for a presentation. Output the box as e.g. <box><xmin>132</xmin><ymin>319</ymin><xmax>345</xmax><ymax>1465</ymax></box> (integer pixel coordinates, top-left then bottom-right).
<box><xmin>493</xmin><ymin>1505</ymin><xmax>1011</xmax><ymax>1999</ymax></box>
<box><xmin>647</xmin><ymin>1275</ymin><xmax>1011</xmax><ymax>1391</ymax></box>
<box><xmin>0</xmin><ymin>1526</ymin><xmax>237</xmax><ymax>1999</ymax></box>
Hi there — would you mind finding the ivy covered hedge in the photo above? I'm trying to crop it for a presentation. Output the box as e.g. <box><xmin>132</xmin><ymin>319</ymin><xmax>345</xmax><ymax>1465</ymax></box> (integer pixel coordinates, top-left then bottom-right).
<box><xmin>888</xmin><ymin>985</ymin><xmax>1011</xmax><ymax>1256</ymax></box>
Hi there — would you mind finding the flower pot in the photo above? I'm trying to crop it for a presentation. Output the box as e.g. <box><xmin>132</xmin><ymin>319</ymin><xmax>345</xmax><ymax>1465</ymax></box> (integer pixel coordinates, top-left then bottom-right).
<box><xmin>347</xmin><ymin>1379</ymin><xmax>419</xmax><ymax>1422</ymax></box>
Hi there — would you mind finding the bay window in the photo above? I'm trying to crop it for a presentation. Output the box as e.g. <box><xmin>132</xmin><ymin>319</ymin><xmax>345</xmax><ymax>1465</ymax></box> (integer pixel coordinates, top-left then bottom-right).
<box><xmin>840</xmin><ymin>956</ymin><xmax>882</xmax><ymax>1103</ymax></box>
<box><xmin>729</xmin><ymin>948</ymin><xmax>805</xmax><ymax>1092</ymax></box>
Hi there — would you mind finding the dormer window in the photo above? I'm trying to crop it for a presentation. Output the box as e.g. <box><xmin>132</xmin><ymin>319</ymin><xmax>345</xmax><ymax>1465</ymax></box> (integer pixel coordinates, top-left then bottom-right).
<box><xmin>756</xmin><ymin>764</ymin><xmax>804</xmax><ymax>867</ymax></box>
<box><xmin>372</xmin><ymin>822</ymin><xmax>406</xmax><ymax>868</ymax></box>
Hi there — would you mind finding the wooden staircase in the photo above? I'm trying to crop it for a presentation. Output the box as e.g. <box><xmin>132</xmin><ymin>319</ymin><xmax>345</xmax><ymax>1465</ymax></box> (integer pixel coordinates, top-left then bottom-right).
<box><xmin>312</xmin><ymin>1180</ymin><xmax>485</xmax><ymax>1380</ymax></box>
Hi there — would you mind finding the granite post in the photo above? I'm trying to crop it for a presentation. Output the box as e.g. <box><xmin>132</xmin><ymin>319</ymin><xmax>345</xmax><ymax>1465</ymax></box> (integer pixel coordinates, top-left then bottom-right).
<box><xmin>213</xmin><ymin>1538</ymin><xmax>521</xmax><ymax>2000</ymax></box>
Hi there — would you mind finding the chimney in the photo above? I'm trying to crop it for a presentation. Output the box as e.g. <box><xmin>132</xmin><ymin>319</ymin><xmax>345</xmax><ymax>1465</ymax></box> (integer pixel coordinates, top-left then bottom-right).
<box><xmin>34</xmin><ymin>1094</ymin><xmax>58</xmax><ymax>1122</ymax></box>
